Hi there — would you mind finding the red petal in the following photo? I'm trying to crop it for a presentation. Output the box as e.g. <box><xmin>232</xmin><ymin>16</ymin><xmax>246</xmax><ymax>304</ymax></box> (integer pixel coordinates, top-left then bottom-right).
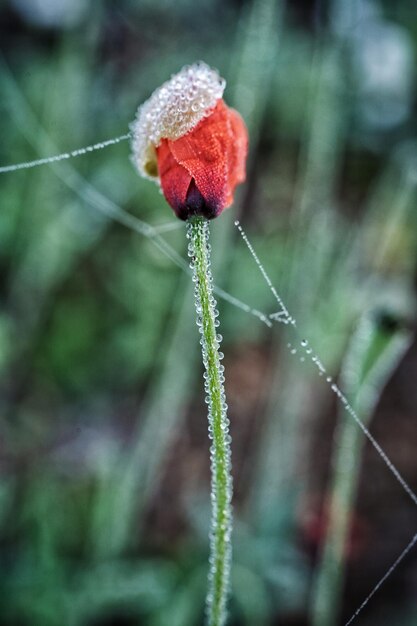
<box><xmin>157</xmin><ymin>139</ymin><xmax>192</xmax><ymax>211</ymax></box>
<box><xmin>157</xmin><ymin>99</ymin><xmax>248</xmax><ymax>219</ymax></box>
<box><xmin>225</xmin><ymin>107</ymin><xmax>248</xmax><ymax>207</ymax></box>
<box><xmin>167</xmin><ymin>101</ymin><xmax>230</xmax><ymax>212</ymax></box>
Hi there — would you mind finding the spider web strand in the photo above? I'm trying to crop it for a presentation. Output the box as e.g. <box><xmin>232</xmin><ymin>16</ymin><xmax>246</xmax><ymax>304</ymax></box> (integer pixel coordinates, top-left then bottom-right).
<box><xmin>344</xmin><ymin>532</ymin><xmax>417</xmax><ymax>625</ymax></box>
<box><xmin>234</xmin><ymin>220</ymin><xmax>417</xmax><ymax>507</ymax></box>
<box><xmin>0</xmin><ymin>133</ymin><xmax>131</xmax><ymax>173</ymax></box>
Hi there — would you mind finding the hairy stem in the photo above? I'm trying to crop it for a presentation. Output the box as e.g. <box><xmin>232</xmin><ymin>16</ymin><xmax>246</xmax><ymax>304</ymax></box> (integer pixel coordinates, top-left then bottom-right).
<box><xmin>187</xmin><ymin>217</ymin><xmax>233</xmax><ymax>626</ymax></box>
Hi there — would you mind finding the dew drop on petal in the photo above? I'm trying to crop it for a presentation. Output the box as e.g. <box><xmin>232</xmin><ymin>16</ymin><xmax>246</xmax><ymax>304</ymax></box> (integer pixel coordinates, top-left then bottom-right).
<box><xmin>130</xmin><ymin>62</ymin><xmax>225</xmax><ymax>180</ymax></box>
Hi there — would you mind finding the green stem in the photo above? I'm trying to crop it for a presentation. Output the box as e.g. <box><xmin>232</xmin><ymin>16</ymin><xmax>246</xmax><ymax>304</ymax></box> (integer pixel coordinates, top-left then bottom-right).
<box><xmin>187</xmin><ymin>217</ymin><xmax>233</xmax><ymax>626</ymax></box>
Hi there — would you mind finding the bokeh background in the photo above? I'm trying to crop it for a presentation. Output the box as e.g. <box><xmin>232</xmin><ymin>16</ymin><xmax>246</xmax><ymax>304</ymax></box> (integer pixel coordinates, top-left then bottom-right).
<box><xmin>1</xmin><ymin>0</ymin><xmax>417</xmax><ymax>624</ymax></box>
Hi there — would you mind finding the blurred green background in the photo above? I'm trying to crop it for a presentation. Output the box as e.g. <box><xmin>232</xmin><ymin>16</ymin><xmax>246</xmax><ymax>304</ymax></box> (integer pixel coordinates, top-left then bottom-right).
<box><xmin>1</xmin><ymin>0</ymin><xmax>417</xmax><ymax>624</ymax></box>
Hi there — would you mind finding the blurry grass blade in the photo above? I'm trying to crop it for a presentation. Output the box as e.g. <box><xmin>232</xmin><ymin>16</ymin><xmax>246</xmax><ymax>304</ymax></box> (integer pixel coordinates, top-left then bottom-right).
<box><xmin>232</xmin><ymin>564</ymin><xmax>271</xmax><ymax>625</ymax></box>
<box><xmin>250</xmin><ymin>37</ymin><xmax>348</xmax><ymax>522</ymax></box>
<box><xmin>248</xmin><ymin>222</ymin><xmax>355</xmax><ymax>521</ymax></box>
<box><xmin>91</xmin><ymin>271</ymin><xmax>198</xmax><ymax>555</ymax></box>
<box><xmin>151</xmin><ymin>565</ymin><xmax>207</xmax><ymax>626</ymax></box>
<box><xmin>291</xmin><ymin>43</ymin><xmax>346</xmax><ymax>223</ymax></box>
<box><xmin>358</xmin><ymin>146</ymin><xmax>417</xmax><ymax>275</ymax></box>
<box><xmin>230</xmin><ymin>0</ymin><xmax>284</xmax><ymax>136</ymax></box>
<box><xmin>71</xmin><ymin>560</ymin><xmax>179</xmax><ymax>624</ymax></box>
<box><xmin>310</xmin><ymin>312</ymin><xmax>412</xmax><ymax>626</ymax></box>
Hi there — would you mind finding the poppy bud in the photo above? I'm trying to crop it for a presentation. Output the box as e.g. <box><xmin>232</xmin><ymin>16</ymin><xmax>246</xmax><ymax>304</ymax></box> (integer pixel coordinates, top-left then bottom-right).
<box><xmin>131</xmin><ymin>62</ymin><xmax>248</xmax><ymax>220</ymax></box>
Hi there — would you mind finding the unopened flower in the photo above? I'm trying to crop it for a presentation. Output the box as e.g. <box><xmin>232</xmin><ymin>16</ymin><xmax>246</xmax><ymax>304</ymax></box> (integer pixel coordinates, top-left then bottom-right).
<box><xmin>131</xmin><ymin>62</ymin><xmax>248</xmax><ymax>220</ymax></box>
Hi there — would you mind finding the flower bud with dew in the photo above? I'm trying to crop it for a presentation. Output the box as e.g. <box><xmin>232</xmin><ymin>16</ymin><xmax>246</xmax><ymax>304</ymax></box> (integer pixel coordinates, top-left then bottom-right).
<box><xmin>131</xmin><ymin>62</ymin><xmax>248</xmax><ymax>220</ymax></box>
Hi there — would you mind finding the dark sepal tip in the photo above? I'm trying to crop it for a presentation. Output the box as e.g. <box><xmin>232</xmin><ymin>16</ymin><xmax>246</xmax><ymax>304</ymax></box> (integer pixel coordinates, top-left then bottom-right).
<box><xmin>175</xmin><ymin>179</ymin><xmax>221</xmax><ymax>221</ymax></box>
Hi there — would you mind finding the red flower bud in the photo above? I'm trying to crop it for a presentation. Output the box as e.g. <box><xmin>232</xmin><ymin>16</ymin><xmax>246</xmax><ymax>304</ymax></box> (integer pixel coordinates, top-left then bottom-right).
<box><xmin>131</xmin><ymin>63</ymin><xmax>248</xmax><ymax>220</ymax></box>
<box><xmin>157</xmin><ymin>100</ymin><xmax>247</xmax><ymax>220</ymax></box>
